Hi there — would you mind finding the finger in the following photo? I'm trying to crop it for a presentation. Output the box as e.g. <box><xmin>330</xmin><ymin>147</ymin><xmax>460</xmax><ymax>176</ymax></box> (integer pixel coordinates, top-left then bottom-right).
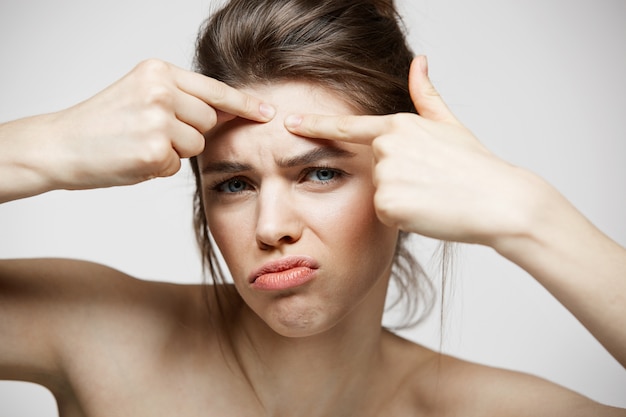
<box><xmin>170</xmin><ymin>119</ymin><xmax>205</xmax><ymax>158</ymax></box>
<box><xmin>215</xmin><ymin>110</ymin><xmax>237</xmax><ymax>125</ymax></box>
<box><xmin>173</xmin><ymin>88</ymin><xmax>219</xmax><ymax>133</ymax></box>
<box><xmin>174</xmin><ymin>68</ymin><xmax>275</xmax><ymax>123</ymax></box>
<box><xmin>155</xmin><ymin>151</ymin><xmax>183</xmax><ymax>179</ymax></box>
<box><xmin>409</xmin><ymin>56</ymin><xmax>460</xmax><ymax>125</ymax></box>
<box><xmin>284</xmin><ymin>113</ymin><xmax>392</xmax><ymax>145</ymax></box>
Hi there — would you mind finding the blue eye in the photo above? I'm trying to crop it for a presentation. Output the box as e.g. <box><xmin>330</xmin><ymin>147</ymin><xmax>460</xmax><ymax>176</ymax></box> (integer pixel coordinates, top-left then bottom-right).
<box><xmin>306</xmin><ymin>168</ymin><xmax>338</xmax><ymax>183</ymax></box>
<box><xmin>217</xmin><ymin>178</ymin><xmax>249</xmax><ymax>193</ymax></box>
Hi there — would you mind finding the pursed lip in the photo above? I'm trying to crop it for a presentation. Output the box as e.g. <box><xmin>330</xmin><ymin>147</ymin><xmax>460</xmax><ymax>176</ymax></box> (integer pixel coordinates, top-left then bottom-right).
<box><xmin>248</xmin><ymin>255</ymin><xmax>320</xmax><ymax>284</ymax></box>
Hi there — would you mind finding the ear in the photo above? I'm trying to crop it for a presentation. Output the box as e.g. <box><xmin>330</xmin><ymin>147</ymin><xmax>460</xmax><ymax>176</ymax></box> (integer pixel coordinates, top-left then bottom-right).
<box><xmin>409</xmin><ymin>56</ymin><xmax>460</xmax><ymax>125</ymax></box>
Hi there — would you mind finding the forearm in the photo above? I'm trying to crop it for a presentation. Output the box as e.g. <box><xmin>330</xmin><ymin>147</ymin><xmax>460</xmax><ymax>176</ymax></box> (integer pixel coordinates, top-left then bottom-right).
<box><xmin>0</xmin><ymin>113</ymin><xmax>68</xmax><ymax>203</ymax></box>
<box><xmin>493</xmin><ymin>175</ymin><xmax>626</xmax><ymax>367</ymax></box>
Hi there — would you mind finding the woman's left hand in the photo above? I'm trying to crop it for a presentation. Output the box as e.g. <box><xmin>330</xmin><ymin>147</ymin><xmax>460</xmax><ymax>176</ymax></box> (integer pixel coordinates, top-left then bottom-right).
<box><xmin>285</xmin><ymin>55</ymin><xmax>542</xmax><ymax>246</ymax></box>
<box><xmin>287</xmin><ymin>56</ymin><xmax>626</xmax><ymax>370</ymax></box>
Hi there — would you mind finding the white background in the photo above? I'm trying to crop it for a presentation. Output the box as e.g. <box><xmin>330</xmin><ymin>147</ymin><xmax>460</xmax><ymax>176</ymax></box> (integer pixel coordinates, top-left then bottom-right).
<box><xmin>1</xmin><ymin>0</ymin><xmax>625</xmax><ymax>414</ymax></box>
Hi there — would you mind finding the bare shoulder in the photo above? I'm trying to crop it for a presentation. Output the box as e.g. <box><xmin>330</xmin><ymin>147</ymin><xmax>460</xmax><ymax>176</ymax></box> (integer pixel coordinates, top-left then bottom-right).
<box><xmin>0</xmin><ymin>257</ymin><xmax>199</xmax><ymax>323</ymax></box>
<box><xmin>383</xmin><ymin>332</ymin><xmax>625</xmax><ymax>417</ymax></box>
<box><xmin>1</xmin><ymin>258</ymin><xmax>247</xmax><ymax>415</ymax></box>
<box><xmin>0</xmin><ymin>258</ymin><xmax>206</xmax><ymax>390</ymax></box>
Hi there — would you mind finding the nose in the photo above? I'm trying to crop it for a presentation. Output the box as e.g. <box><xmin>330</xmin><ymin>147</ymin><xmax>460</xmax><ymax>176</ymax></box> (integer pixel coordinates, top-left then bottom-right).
<box><xmin>255</xmin><ymin>183</ymin><xmax>303</xmax><ymax>250</ymax></box>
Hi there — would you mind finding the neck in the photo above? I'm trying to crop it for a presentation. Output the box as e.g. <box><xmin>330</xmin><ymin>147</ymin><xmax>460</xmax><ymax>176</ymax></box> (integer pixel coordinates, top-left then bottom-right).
<box><xmin>230</xmin><ymin>277</ymin><xmax>390</xmax><ymax>416</ymax></box>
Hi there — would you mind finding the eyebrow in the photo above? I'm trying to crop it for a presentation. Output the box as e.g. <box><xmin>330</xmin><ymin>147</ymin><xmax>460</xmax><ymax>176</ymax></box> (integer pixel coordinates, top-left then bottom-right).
<box><xmin>201</xmin><ymin>161</ymin><xmax>252</xmax><ymax>175</ymax></box>
<box><xmin>276</xmin><ymin>146</ymin><xmax>356</xmax><ymax>168</ymax></box>
<box><xmin>201</xmin><ymin>145</ymin><xmax>356</xmax><ymax>175</ymax></box>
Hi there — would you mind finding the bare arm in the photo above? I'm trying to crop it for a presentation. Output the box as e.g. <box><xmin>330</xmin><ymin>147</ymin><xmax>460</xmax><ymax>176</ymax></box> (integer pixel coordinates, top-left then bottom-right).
<box><xmin>0</xmin><ymin>113</ymin><xmax>63</xmax><ymax>202</ymax></box>
<box><xmin>493</xmin><ymin>176</ymin><xmax>626</xmax><ymax>367</ymax></box>
<box><xmin>0</xmin><ymin>59</ymin><xmax>274</xmax><ymax>203</ymax></box>
<box><xmin>285</xmin><ymin>56</ymin><xmax>626</xmax><ymax>372</ymax></box>
<box><xmin>0</xmin><ymin>259</ymin><xmax>129</xmax><ymax>386</ymax></box>
<box><xmin>0</xmin><ymin>257</ymin><xmax>192</xmax><ymax>400</ymax></box>
<box><xmin>0</xmin><ymin>60</ymin><xmax>274</xmax><ymax>388</ymax></box>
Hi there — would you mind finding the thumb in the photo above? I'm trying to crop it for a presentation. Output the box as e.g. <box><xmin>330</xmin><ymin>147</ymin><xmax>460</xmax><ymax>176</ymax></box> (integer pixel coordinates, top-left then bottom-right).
<box><xmin>409</xmin><ymin>56</ymin><xmax>459</xmax><ymax>125</ymax></box>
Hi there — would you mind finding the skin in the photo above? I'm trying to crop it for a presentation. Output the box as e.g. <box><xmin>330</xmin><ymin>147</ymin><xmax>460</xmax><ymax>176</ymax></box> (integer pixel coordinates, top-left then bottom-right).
<box><xmin>0</xmin><ymin>57</ymin><xmax>625</xmax><ymax>416</ymax></box>
<box><xmin>286</xmin><ymin>57</ymin><xmax>626</xmax><ymax>369</ymax></box>
<box><xmin>0</xmin><ymin>59</ymin><xmax>275</xmax><ymax>202</ymax></box>
<box><xmin>199</xmin><ymin>83</ymin><xmax>398</xmax><ymax>339</ymax></box>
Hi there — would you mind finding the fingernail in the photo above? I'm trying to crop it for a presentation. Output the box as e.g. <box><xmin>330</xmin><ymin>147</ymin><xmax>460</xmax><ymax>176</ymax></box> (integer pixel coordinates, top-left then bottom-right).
<box><xmin>421</xmin><ymin>55</ymin><xmax>429</xmax><ymax>76</ymax></box>
<box><xmin>259</xmin><ymin>103</ymin><xmax>276</xmax><ymax>120</ymax></box>
<box><xmin>284</xmin><ymin>114</ymin><xmax>303</xmax><ymax>129</ymax></box>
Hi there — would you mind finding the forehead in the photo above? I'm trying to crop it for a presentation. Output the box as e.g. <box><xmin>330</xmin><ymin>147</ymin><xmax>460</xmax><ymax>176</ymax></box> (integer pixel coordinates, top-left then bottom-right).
<box><xmin>245</xmin><ymin>81</ymin><xmax>360</xmax><ymax>118</ymax></box>
<box><xmin>202</xmin><ymin>82</ymin><xmax>361</xmax><ymax>161</ymax></box>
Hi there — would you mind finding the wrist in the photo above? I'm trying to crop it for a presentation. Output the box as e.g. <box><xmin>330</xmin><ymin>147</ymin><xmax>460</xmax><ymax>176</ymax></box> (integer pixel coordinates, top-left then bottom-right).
<box><xmin>41</xmin><ymin>110</ymin><xmax>85</xmax><ymax>191</ymax></box>
<box><xmin>489</xmin><ymin>168</ymin><xmax>593</xmax><ymax>272</ymax></box>
<box><xmin>0</xmin><ymin>112</ymin><xmax>76</xmax><ymax>202</ymax></box>
<box><xmin>488</xmin><ymin>169</ymin><xmax>567</xmax><ymax>258</ymax></box>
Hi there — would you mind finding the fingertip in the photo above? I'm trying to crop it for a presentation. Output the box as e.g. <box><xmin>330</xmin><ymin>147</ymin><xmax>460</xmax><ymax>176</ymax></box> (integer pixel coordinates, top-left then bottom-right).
<box><xmin>410</xmin><ymin>55</ymin><xmax>429</xmax><ymax>86</ymax></box>
<box><xmin>417</xmin><ymin>55</ymin><xmax>428</xmax><ymax>76</ymax></box>
<box><xmin>259</xmin><ymin>103</ymin><xmax>276</xmax><ymax>120</ymax></box>
<box><xmin>409</xmin><ymin>57</ymin><xmax>459</xmax><ymax>125</ymax></box>
<box><xmin>284</xmin><ymin>114</ymin><xmax>303</xmax><ymax>130</ymax></box>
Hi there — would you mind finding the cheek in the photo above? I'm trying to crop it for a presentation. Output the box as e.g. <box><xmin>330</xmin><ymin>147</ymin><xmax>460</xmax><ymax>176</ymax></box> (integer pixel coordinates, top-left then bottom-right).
<box><xmin>203</xmin><ymin>200</ymin><xmax>256</xmax><ymax>279</ymax></box>
<box><xmin>203</xmin><ymin>179</ymin><xmax>398</xmax><ymax>284</ymax></box>
<box><xmin>305</xmin><ymin>184</ymin><xmax>398</xmax><ymax>274</ymax></box>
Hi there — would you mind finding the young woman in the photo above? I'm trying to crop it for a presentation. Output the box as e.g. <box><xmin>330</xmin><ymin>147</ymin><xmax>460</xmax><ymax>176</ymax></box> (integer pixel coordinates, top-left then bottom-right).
<box><xmin>1</xmin><ymin>0</ymin><xmax>625</xmax><ymax>415</ymax></box>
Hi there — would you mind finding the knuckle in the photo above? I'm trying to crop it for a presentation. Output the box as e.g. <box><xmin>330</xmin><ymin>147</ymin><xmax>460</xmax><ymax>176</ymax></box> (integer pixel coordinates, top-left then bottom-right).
<box><xmin>142</xmin><ymin>108</ymin><xmax>172</xmax><ymax>133</ymax></box>
<box><xmin>180</xmin><ymin>131</ymin><xmax>206</xmax><ymax>158</ymax></box>
<box><xmin>191</xmin><ymin>131</ymin><xmax>206</xmax><ymax>155</ymax></box>
<box><xmin>371</xmin><ymin>136</ymin><xmax>385</xmax><ymax>156</ymax></box>
<box><xmin>144</xmin><ymin>85</ymin><xmax>174</xmax><ymax>108</ymax></box>
<box><xmin>207</xmin><ymin>79</ymin><xmax>228</xmax><ymax>104</ymax></box>
<box><xmin>132</xmin><ymin>60</ymin><xmax>176</xmax><ymax>109</ymax></box>
<box><xmin>241</xmin><ymin>94</ymin><xmax>256</xmax><ymax>116</ymax></box>
<box><xmin>159</xmin><ymin>157</ymin><xmax>182</xmax><ymax>178</ymax></box>
<box><xmin>372</xmin><ymin>135</ymin><xmax>395</xmax><ymax>158</ymax></box>
<box><xmin>135</xmin><ymin>58</ymin><xmax>170</xmax><ymax>76</ymax></box>
<box><xmin>372</xmin><ymin>165</ymin><xmax>383</xmax><ymax>188</ymax></box>
<box><xmin>374</xmin><ymin>158</ymin><xmax>394</xmax><ymax>182</ymax></box>
<box><xmin>335</xmin><ymin>116</ymin><xmax>354</xmax><ymax>139</ymax></box>
<box><xmin>425</xmin><ymin>84</ymin><xmax>442</xmax><ymax>100</ymax></box>
<box><xmin>389</xmin><ymin>112</ymin><xmax>411</xmax><ymax>128</ymax></box>
<box><xmin>374</xmin><ymin>190</ymin><xmax>395</xmax><ymax>219</ymax></box>
<box><xmin>201</xmin><ymin>108</ymin><xmax>218</xmax><ymax>132</ymax></box>
<box><xmin>374</xmin><ymin>187</ymin><xmax>406</xmax><ymax>227</ymax></box>
<box><xmin>304</xmin><ymin>116</ymin><xmax>321</xmax><ymax>135</ymax></box>
<box><xmin>139</xmin><ymin>135</ymin><xmax>173</xmax><ymax>168</ymax></box>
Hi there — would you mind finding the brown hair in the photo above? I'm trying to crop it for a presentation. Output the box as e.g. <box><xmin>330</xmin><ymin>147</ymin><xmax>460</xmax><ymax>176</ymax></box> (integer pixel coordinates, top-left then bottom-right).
<box><xmin>190</xmin><ymin>0</ymin><xmax>437</xmax><ymax>329</ymax></box>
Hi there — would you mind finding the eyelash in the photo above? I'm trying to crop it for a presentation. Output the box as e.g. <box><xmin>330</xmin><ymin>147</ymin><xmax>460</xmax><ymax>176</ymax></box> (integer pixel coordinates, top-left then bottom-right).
<box><xmin>208</xmin><ymin>166</ymin><xmax>347</xmax><ymax>194</ymax></box>
<box><xmin>301</xmin><ymin>166</ymin><xmax>345</xmax><ymax>185</ymax></box>
<box><xmin>211</xmin><ymin>176</ymin><xmax>251</xmax><ymax>194</ymax></box>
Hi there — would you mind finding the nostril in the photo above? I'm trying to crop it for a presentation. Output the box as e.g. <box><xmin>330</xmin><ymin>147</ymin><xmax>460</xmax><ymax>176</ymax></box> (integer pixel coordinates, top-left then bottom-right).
<box><xmin>257</xmin><ymin>240</ymin><xmax>272</xmax><ymax>251</ymax></box>
<box><xmin>279</xmin><ymin>235</ymin><xmax>295</xmax><ymax>244</ymax></box>
<box><xmin>257</xmin><ymin>234</ymin><xmax>295</xmax><ymax>250</ymax></box>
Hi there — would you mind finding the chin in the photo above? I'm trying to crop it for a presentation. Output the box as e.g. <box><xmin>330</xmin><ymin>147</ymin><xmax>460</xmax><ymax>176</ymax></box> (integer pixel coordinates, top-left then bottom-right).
<box><xmin>263</xmin><ymin>296</ymin><xmax>339</xmax><ymax>338</ymax></box>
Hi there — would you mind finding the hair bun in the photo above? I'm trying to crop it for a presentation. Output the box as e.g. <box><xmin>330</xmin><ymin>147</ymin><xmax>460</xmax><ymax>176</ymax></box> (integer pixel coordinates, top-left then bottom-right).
<box><xmin>370</xmin><ymin>0</ymin><xmax>398</xmax><ymax>20</ymax></box>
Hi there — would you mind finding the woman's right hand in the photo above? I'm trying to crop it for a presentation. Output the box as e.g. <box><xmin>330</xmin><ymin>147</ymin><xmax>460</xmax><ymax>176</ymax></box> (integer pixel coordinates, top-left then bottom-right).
<box><xmin>0</xmin><ymin>59</ymin><xmax>275</xmax><ymax>202</ymax></box>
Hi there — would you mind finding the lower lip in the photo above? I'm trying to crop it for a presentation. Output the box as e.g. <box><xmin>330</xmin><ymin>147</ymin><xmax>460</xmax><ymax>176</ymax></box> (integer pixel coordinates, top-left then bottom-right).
<box><xmin>251</xmin><ymin>267</ymin><xmax>317</xmax><ymax>291</ymax></box>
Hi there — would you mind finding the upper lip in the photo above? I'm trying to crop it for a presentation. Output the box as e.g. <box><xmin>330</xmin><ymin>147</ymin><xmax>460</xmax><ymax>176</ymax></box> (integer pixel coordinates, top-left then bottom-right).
<box><xmin>248</xmin><ymin>255</ymin><xmax>320</xmax><ymax>284</ymax></box>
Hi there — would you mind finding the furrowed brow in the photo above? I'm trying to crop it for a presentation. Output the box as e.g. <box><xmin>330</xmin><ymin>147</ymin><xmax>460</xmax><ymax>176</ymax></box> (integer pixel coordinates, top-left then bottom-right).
<box><xmin>201</xmin><ymin>146</ymin><xmax>356</xmax><ymax>175</ymax></box>
<box><xmin>201</xmin><ymin>161</ymin><xmax>252</xmax><ymax>175</ymax></box>
<box><xmin>277</xmin><ymin>146</ymin><xmax>356</xmax><ymax>168</ymax></box>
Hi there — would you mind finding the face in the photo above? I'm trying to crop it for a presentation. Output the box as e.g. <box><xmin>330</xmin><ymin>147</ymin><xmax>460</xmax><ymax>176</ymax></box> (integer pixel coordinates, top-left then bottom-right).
<box><xmin>199</xmin><ymin>83</ymin><xmax>398</xmax><ymax>338</ymax></box>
